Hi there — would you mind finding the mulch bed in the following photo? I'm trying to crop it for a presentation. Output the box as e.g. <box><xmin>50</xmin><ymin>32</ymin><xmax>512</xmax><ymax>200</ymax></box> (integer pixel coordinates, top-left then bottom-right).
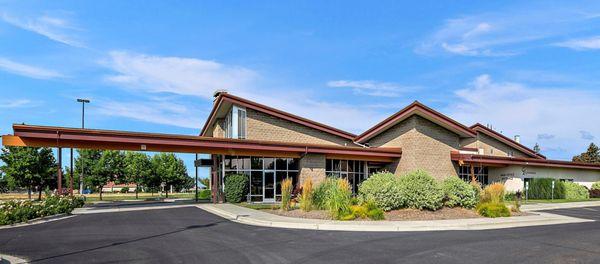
<box><xmin>263</xmin><ymin>207</ymin><xmax>484</xmax><ymax>221</ymax></box>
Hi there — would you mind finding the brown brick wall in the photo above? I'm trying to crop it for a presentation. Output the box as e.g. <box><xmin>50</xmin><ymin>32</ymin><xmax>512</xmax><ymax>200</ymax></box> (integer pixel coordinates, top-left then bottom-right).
<box><xmin>460</xmin><ymin>133</ymin><xmax>529</xmax><ymax>158</ymax></box>
<box><xmin>367</xmin><ymin>115</ymin><xmax>460</xmax><ymax>180</ymax></box>
<box><xmin>298</xmin><ymin>154</ymin><xmax>326</xmax><ymax>185</ymax></box>
<box><xmin>245</xmin><ymin>108</ymin><xmax>352</xmax><ymax>146</ymax></box>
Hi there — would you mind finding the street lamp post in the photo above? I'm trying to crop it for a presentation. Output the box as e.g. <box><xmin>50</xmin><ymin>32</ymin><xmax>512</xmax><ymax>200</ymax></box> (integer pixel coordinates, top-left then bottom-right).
<box><xmin>77</xmin><ymin>99</ymin><xmax>90</xmax><ymax>194</ymax></box>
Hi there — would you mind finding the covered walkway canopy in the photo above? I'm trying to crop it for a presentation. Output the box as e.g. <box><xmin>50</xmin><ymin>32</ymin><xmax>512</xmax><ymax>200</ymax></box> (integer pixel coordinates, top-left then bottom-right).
<box><xmin>2</xmin><ymin>124</ymin><xmax>402</xmax><ymax>162</ymax></box>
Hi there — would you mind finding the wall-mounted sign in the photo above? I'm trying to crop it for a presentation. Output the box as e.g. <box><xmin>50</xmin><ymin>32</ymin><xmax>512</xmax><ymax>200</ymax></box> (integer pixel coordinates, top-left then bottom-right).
<box><xmin>194</xmin><ymin>159</ymin><xmax>214</xmax><ymax>167</ymax></box>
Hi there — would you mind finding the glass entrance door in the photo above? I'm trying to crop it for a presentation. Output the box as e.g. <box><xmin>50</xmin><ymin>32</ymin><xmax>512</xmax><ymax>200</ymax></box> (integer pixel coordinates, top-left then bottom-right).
<box><xmin>263</xmin><ymin>171</ymin><xmax>275</xmax><ymax>202</ymax></box>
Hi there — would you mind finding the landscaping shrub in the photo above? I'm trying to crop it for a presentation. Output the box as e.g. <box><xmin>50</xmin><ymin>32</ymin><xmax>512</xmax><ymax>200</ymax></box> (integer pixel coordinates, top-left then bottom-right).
<box><xmin>504</xmin><ymin>191</ymin><xmax>516</xmax><ymax>201</ymax></box>
<box><xmin>480</xmin><ymin>183</ymin><xmax>505</xmax><ymax>204</ymax></box>
<box><xmin>280</xmin><ymin>178</ymin><xmax>293</xmax><ymax>211</ymax></box>
<box><xmin>442</xmin><ymin>177</ymin><xmax>478</xmax><ymax>208</ymax></box>
<box><xmin>197</xmin><ymin>189</ymin><xmax>211</xmax><ymax>200</ymax></box>
<box><xmin>339</xmin><ymin>201</ymin><xmax>385</xmax><ymax>221</ymax></box>
<box><xmin>476</xmin><ymin>202</ymin><xmax>511</xmax><ymax>218</ymax></box>
<box><xmin>224</xmin><ymin>174</ymin><xmax>249</xmax><ymax>203</ymax></box>
<box><xmin>0</xmin><ymin>195</ymin><xmax>85</xmax><ymax>225</ymax></box>
<box><xmin>528</xmin><ymin>178</ymin><xmax>565</xmax><ymax>199</ymax></box>
<box><xmin>312</xmin><ymin>178</ymin><xmax>353</xmax><ymax>219</ymax></box>
<box><xmin>563</xmin><ymin>182</ymin><xmax>589</xmax><ymax>200</ymax></box>
<box><xmin>357</xmin><ymin>172</ymin><xmax>402</xmax><ymax>211</ymax></box>
<box><xmin>592</xmin><ymin>181</ymin><xmax>600</xmax><ymax>191</ymax></box>
<box><xmin>120</xmin><ymin>187</ymin><xmax>129</xmax><ymax>193</ymax></box>
<box><xmin>298</xmin><ymin>178</ymin><xmax>313</xmax><ymax>212</ymax></box>
<box><xmin>397</xmin><ymin>170</ymin><xmax>444</xmax><ymax>211</ymax></box>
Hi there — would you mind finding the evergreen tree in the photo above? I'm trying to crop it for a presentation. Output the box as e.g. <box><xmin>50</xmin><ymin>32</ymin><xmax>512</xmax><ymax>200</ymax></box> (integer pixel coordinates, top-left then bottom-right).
<box><xmin>0</xmin><ymin>147</ymin><xmax>56</xmax><ymax>200</ymax></box>
<box><xmin>533</xmin><ymin>143</ymin><xmax>541</xmax><ymax>154</ymax></box>
<box><xmin>572</xmin><ymin>143</ymin><xmax>600</xmax><ymax>164</ymax></box>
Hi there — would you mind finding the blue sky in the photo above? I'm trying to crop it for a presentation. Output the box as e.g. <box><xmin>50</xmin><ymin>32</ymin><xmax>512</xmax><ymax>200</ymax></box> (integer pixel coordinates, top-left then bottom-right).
<box><xmin>1</xmin><ymin>1</ymin><xmax>600</xmax><ymax>176</ymax></box>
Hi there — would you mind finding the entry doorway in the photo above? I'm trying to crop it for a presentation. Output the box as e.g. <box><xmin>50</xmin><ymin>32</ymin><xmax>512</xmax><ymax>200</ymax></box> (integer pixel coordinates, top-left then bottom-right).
<box><xmin>263</xmin><ymin>171</ymin><xmax>275</xmax><ymax>203</ymax></box>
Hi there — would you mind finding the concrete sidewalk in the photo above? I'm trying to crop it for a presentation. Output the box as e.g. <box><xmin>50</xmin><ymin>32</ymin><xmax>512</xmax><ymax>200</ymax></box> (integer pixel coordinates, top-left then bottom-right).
<box><xmin>521</xmin><ymin>200</ymin><xmax>600</xmax><ymax>211</ymax></box>
<box><xmin>197</xmin><ymin>203</ymin><xmax>595</xmax><ymax>232</ymax></box>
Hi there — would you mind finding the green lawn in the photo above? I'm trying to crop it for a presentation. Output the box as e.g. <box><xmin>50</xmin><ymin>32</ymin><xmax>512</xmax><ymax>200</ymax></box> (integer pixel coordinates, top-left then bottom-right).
<box><xmin>82</xmin><ymin>192</ymin><xmax>196</xmax><ymax>203</ymax></box>
<box><xmin>523</xmin><ymin>198</ymin><xmax>600</xmax><ymax>204</ymax></box>
<box><xmin>238</xmin><ymin>202</ymin><xmax>281</xmax><ymax>210</ymax></box>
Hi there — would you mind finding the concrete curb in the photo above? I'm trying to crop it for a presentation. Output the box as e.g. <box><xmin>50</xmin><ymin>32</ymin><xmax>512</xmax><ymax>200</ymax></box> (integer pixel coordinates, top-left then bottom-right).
<box><xmin>0</xmin><ymin>254</ymin><xmax>28</xmax><ymax>264</ymax></box>
<box><xmin>0</xmin><ymin>214</ymin><xmax>76</xmax><ymax>230</ymax></box>
<box><xmin>197</xmin><ymin>204</ymin><xmax>594</xmax><ymax>232</ymax></box>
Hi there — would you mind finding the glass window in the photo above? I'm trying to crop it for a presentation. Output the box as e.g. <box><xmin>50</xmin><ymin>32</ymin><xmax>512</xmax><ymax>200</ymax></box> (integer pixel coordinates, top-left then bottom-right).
<box><xmin>326</xmin><ymin>159</ymin><xmax>332</xmax><ymax>171</ymax></box>
<box><xmin>224</xmin><ymin>157</ymin><xmax>232</xmax><ymax>170</ymax></box>
<box><xmin>288</xmin><ymin>158</ymin><xmax>298</xmax><ymax>170</ymax></box>
<box><xmin>264</xmin><ymin>158</ymin><xmax>275</xmax><ymax>170</ymax></box>
<box><xmin>251</xmin><ymin>171</ymin><xmax>263</xmax><ymax>196</ymax></box>
<box><xmin>238</xmin><ymin>108</ymin><xmax>246</xmax><ymax>139</ymax></box>
<box><xmin>251</xmin><ymin>157</ymin><xmax>263</xmax><ymax>170</ymax></box>
<box><xmin>238</xmin><ymin>156</ymin><xmax>250</xmax><ymax>170</ymax></box>
<box><xmin>332</xmin><ymin>159</ymin><xmax>340</xmax><ymax>171</ymax></box>
<box><xmin>276</xmin><ymin>158</ymin><xmax>287</xmax><ymax>171</ymax></box>
<box><xmin>326</xmin><ymin>159</ymin><xmax>366</xmax><ymax>194</ymax></box>
<box><xmin>458</xmin><ymin>165</ymin><xmax>489</xmax><ymax>185</ymax></box>
<box><xmin>276</xmin><ymin>171</ymin><xmax>287</xmax><ymax>195</ymax></box>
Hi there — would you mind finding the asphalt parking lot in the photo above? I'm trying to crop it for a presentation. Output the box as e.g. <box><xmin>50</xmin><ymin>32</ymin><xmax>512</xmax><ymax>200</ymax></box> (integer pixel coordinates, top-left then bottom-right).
<box><xmin>0</xmin><ymin>206</ymin><xmax>598</xmax><ymax>263</ymax></box>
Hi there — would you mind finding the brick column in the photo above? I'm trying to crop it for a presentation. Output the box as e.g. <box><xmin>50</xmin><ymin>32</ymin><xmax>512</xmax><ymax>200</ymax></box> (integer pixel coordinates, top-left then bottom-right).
<box><xmin>299</xmin><ymin>154</ymin><xmax>326</xmax><ymax>185</ymax></box>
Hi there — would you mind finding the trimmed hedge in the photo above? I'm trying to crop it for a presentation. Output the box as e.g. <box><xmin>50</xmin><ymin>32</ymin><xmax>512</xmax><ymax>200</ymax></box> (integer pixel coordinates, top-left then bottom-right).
<box><xmin>357</xmin><ymin>172</ymin><xmax>402</xmax><ymax>211</ymax></box>
<box><xmin>224</xmin><ymin>174</ymin><xmax>249</xmax><ymax>203</ymax></box>
<box><xmin>592</xmin><ymin>182</ymin><xmax>600</xmax><ymax>190</ymax></box>
<box><xmin>528</xmin><ymin>178</ymin><xmax>565</xmax><ymax>199</ymax></box>
<box><xmin>397</xmin><ymin>170</ymin><xmax>444</xmax><ymax>211</ymax></box>
<box><xmin>442</xmin><ymin>177</ymin><xmax>478</xmax><ymax>208</ymax></box>
<box><xmin>564</xmin><ymin>182</ymin><xmax>589</xmax><ymax>200</ymax></box>
<box><xmin>197</xmin><ymin>189</ymin><xmax>211</xmax><ymax>200</ymax></box>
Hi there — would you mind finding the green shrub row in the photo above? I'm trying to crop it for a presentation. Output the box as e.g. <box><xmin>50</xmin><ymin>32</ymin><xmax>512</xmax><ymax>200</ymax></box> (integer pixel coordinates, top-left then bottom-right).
<box><xmin>563</xmin><ymin>182</ymin><xmax>589</xmax><ymax>200</ymax></box>
<box><xmin>527</xmin><ymin>178</ymin><xmax>565</xmax><ymax>199</ymax></box>
<box><xmin>592</xmin><ymin>181</ymin><xmax>600</xmax><ymax>191</ymax></box>
<box><xmin>358</xmin><ymin>170</ymin><xmax>477</xmax><ymax>211</ymax></box>
<box><xmin>196</xmin><ymin>189</ymin><xmax>212</xmax><ymax>200</ymax></box>
<box><xmin>0</xmin><ymin>195</ymin><xmax>85</xmax><ymax>225</ymax></box>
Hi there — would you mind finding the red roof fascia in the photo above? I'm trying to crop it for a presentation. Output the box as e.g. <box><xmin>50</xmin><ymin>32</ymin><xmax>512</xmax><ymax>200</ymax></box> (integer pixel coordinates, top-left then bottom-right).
<box><xmin>355</xmin><ymin>101</ymin><xmax>476</xmax><ymax>143</ymax></box>
<box><xmin>451</xmin><ymin>152</ymin><xmax>600</xmax><ymax>170</ymax></box>
<box><xmin>470</xmin><ymin>123</ymin><xmax>546</xmax><ymax>159</ymax></box>
<box><xmin>200</xmin><ymin>93</ymin><xmax>356</xmax><ymax>140</ymax></box>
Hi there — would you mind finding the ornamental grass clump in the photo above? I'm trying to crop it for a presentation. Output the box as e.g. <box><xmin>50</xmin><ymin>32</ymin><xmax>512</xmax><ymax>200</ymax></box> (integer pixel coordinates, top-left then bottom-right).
<box><xmin>280</xmin><ymin>178</ymin><xmax>294</xmax><ymax>211</ymax></box>
<box><xmin>477</xmin><ymin>183</ymin><xmax>511</xmax><ymax>218</ymax></box>
<box><xmin>312</xmin><ymin>178</ymin><xmax>353</xmax><ymax>219</ymax></box>
<box><xmin>298</xmin><ymin>178</ymin><xmax>313</xmax><ymax>212</ymax></box>
<box><xmin>397</xmin><ymin>170</ymin><xmax>444</xmax><ymax>211</ymax></box>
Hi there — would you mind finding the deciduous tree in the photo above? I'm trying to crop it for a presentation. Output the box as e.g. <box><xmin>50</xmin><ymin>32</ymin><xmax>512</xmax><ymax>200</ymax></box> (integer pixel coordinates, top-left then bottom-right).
<box><xmin>0</xmin><ymin>147</ymin><xmax>56</xmax><ymax>200</ymax></box>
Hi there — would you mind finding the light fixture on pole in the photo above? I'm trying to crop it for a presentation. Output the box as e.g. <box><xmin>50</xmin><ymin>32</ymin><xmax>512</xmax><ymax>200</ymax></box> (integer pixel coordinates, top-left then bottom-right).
<box><xmin>77</xmin><ymin>98</ymin><xmax>90</xmax><ymax>195</ymax></box>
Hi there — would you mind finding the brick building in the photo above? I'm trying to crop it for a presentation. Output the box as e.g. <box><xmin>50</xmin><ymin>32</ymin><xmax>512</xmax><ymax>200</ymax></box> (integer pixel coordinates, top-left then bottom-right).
<box><xmin>201</xmin><ymin>92</ymin><xmax>600</xmax><ymax>202</ymax></box>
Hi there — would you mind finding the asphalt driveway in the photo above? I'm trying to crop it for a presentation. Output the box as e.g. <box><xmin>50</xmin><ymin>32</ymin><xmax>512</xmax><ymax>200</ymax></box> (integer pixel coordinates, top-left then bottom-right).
<box><xmin>0</xmin><ymin>206</ymin><xmax>599</xmax><ymax>263</ymax></box>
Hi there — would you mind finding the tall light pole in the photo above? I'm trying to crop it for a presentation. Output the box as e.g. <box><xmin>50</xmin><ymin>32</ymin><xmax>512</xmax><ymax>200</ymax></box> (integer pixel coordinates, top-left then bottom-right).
<box><xmin>77</xmin><ymin>99</ymin><xmax>90</xmax><ymax>194</ymax></box>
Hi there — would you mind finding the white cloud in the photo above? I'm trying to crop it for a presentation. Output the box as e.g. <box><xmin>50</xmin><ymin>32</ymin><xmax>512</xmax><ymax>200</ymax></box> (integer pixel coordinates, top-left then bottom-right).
<box><xmin>0</xmin><ymin>12</ymin><xmax>83</xmax><ymax>47</ymax></box>
<box><xmin>326</xmin><ymin>80</ymin><xmax>415</xmax><ymax>97</ymax></box>
<box><xmin>95</xmin><ymin>99</ymin><xmax>204</xmax><ymax>129</ymax></box>
<box><xmin>104</xmin><ymin>51</ymin><xmax>257</xmax><ymax>99</ymax></box>
<box><xmin>447</xmin><ymin>74</ymin><xmax>600</xmax><ymax>159</ymax></box>
<box><xmin>0</xmin><ymin>58</ymin><xmax>63</xmax><ymax>79</ymax></box>
<box><xmin>0</xmin><ymin>99</ymin><xmax>34</xmax><ymax>108</ymax></box>
<box><xmin>555</xmin><ymin>36</ymin><xmax>600</xmax><ymax>50</ymax></box>
<box><xmin>416</xmin><ymin>5</ymin><xmax>600</xmax><ymax>56</ymax></box>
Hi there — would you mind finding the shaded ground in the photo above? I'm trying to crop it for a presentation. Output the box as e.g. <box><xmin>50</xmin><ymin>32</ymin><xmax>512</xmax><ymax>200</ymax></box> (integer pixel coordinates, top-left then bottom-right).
<box><xmin>0</xmin><ymin>205</ymin><xmax>598</xmax><ymax>263</ymax></box>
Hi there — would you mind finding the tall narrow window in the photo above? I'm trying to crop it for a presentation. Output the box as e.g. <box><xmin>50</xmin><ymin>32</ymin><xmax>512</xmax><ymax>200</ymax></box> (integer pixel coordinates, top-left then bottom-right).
<box><xmin>238</xmin><ymin>108</ymin><xmax>247</xmax><ymax>139</ymax></box>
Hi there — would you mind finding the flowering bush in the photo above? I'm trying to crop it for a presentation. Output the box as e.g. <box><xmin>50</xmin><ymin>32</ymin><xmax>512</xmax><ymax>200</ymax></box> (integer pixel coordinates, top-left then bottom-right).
<box><xmin>0</xmin><ymin>195</ymin><xmax>85</xmax><ymax>225</ymax></box>
<box><xmin>563</xmin><ymin>182</ymin><xmax>589</xmax><ymax>200</ymax></box>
